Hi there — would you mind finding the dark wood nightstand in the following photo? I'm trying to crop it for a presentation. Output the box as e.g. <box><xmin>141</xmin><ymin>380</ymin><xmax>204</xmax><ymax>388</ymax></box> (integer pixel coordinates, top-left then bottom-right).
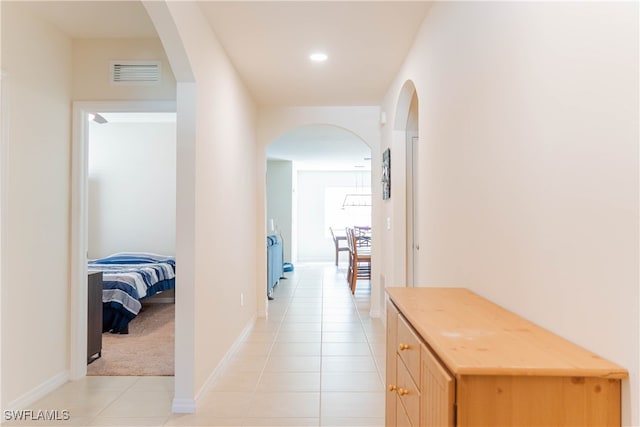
<box><xmin>87</xmin><ymin>271</ymin><xmax>103</xmax><ymax>364</ymax></box>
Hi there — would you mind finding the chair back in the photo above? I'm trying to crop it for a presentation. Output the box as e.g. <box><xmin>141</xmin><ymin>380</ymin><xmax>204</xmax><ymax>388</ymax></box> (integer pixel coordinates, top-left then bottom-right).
<box><xmin>329</xmin><ymin>226</ymin><xmax>338</xmax><ymax>243</ymax></box>
<box><xmin>345</xmin><ymin>227</ymin><xmax>355</xmax><ymax>254</ymax></box>
<box><xmin>353</xmin><ymin>226</ymin><xmax>371</xmax><ymax>247</ymax></box>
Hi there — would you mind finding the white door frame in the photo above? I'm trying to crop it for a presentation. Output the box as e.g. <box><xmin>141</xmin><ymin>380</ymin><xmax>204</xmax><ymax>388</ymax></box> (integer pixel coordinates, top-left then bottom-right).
<box><xmin>407</xmin><ymin>135</ymin><xmax>419</xmax><ymax>287</ymax></box>
<box><xmin>70</xmin><ymin>100</ymin><xmax>176</xmax><ymax>379</ymax></box>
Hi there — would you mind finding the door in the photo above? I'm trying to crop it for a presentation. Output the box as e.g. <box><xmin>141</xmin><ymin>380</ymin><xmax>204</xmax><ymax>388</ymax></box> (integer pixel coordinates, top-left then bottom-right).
<box><xmin>405</xmin><ymin>90</ymin><xmax>419</xmax><ymax>287</ymax></box>
<box><xmin>407</xmin><ymin>135</ymin><xmax>419</xmax><ymax>287</ymax></box>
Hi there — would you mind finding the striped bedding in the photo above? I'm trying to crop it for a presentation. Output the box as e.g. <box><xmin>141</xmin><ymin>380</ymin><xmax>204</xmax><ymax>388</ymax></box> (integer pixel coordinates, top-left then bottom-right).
<box><xmin>88</xmin><ymin>252</ymin><xmax>176</xmax><ymax>333</ymax></box>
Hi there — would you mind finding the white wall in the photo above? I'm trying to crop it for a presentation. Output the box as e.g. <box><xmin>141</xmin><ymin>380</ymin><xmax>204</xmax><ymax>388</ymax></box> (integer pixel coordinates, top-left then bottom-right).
<box><xmin>296</xmin><ymin>170</ymin><xmax>371</xmax><ymax>262</ymax></box>
<box><xmin>88</xmin><ymin>120</ymin><xmax>176</xmax><ymax>258</ymax></box>
<box><xmin>381</xmin><ymin>2</ymin><xmax>639</xmax><ymax>424</ymax></box>
<box><xmin>1</xmin><ymin>2</ymin><xmax>72</xmax><ymax>408</ymax></box>
<box><xmin>266</xmin><ymin>160</ymin><xmax>292</xmax><ymax>261</ymax></box>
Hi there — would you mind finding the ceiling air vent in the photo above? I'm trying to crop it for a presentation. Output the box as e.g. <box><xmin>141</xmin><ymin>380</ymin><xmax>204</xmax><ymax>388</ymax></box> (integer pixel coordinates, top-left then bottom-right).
<box><xmin>111</xmin><ymin>61</ymin><xmax>161</xmax><ymax>85</ymax></box>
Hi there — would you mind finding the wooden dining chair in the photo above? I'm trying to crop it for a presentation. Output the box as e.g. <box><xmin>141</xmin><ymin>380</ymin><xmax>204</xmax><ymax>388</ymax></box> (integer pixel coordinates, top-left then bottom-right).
<box><xmin>330</xmin><ymin>227</ymin><xmax>349</xmax><ymax>266</ymax></box>
<box><xmin>346</xmin><ymin>227</ymin><xmax>371</xmax><ymax>294</ymax></box>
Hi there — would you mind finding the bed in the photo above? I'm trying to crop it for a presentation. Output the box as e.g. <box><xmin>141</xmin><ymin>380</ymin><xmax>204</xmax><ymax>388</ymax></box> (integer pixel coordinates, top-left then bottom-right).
<box><xmin>88</xmin><ymin>252</ymin><xmax>176</xmax><ymax>334</ymax></box>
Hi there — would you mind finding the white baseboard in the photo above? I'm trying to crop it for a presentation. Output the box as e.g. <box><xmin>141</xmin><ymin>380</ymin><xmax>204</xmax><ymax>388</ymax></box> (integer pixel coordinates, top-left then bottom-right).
<box><xmin>171</xmin><ymin>398</ymin><xmax>196</xmax><ymax>414</ymax></box>
<box><xmin>193</xmin><ymin>315</ymin><xmax>257</xmax><ymax>404</ymax></box>
<box><xmin>6</xmin><ymin>370</ymin><xmax>69</xmax><ymax>411</ymax></box>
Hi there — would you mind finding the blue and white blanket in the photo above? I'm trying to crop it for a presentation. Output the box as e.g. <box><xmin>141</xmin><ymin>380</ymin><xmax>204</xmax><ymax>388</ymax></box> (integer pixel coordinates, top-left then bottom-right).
<box><xmin>88</xmin><ymin>252</ymin><xmax>176</xmax><ymax>330</ymax></box>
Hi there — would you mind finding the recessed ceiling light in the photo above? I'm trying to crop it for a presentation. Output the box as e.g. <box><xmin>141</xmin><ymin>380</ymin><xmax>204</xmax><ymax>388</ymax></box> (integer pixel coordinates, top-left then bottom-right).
<box><xmin>310</xmin><ymin>52</ymin><xmax>328</xmax><ymax>62</ymax></box>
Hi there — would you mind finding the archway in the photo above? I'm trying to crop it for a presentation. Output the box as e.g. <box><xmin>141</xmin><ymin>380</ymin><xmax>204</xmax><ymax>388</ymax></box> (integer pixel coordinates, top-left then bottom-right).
<box><xmin>265</xmin><ymin>124</ymin><xmax>372</xmax><ymax>282</ymax></box>
<box><xmin>393</xmin><ymin>80</ymin><xmax>419</xmax><ymax>287</ymax></box>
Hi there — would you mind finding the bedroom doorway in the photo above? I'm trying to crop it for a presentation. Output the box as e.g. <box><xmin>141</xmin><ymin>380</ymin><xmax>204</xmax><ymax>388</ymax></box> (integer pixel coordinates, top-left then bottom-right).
<box><xmin>86</xmin><ymin>111</ymin><xmax>176</xmax><ymax>376</ymax></box>
<box><xmin>70</xmin><ymin>101</ymin><xmax>177</xmax><ymax>379</ymax></box>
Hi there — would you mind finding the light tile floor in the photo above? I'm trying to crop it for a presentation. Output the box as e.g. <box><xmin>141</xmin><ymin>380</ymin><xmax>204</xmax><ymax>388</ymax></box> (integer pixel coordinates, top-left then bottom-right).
<box><xmin>3</xmin><ymin>263</ymin><xmax>385</xmax><ymax>427</ymax></box>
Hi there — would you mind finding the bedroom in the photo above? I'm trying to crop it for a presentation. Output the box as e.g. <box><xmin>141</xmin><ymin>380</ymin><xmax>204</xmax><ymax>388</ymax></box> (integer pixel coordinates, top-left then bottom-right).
<box><xmin>85</xmin><ymin>110</ymin><xmax>177</xmax><ymax>375</ymax></box>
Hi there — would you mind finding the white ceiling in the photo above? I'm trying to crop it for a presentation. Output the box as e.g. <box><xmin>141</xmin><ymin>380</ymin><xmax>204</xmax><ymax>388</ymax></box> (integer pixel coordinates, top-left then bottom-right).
<box><xmin>24</xmin><ymin>0</ymin><xmax>430</xmax><ymax>106</ymax></box>
<box><xmin>22</xmin><ymin>0</ymin><xmax>430</xmax><ymax>168</ymax></box>
<box><xmin>23</xmin><ymin>1</ymin><xmax>158</xmax><ymax>38</ymax></box>
<box><xmin>267</xmin><ymin>125</ymin><xmax>371</xmax><ymax>170</ymax></box>
<box><xmin>198</xmin><ymin>1</ymin><xmax>431</xmax><ymax>106</ymax></box>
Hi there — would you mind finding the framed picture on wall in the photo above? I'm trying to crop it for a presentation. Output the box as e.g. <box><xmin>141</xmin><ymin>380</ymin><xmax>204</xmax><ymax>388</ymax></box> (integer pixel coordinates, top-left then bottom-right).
<box><xmin>382</xmin><ymin>148</ymin><xmax>391</xmax><ymax>200</ymax></box>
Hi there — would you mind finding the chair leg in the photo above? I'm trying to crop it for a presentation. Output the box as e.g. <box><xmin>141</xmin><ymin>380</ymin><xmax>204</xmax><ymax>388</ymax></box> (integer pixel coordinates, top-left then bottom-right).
<box><xmin>351</xmin><ymin>261</ymin><xmax>358</xmax><ymax>294</ymax></box>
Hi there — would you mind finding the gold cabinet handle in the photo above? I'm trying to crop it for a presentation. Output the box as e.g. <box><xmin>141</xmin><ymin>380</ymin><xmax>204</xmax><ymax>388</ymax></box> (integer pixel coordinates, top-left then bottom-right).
<box><xmin>399</xmin><ymin>388</ymin><xmax>410</xmax><ymax>396</ymax></box>
<box><xmin>399</xmin><ymin>343</ymin><xmax>410</xmax><ymax>351</ymax></box>
<box><xmin>388</xmin><ymin>384</ymin><xmax>397</xmax><ymax>391</ymax></box>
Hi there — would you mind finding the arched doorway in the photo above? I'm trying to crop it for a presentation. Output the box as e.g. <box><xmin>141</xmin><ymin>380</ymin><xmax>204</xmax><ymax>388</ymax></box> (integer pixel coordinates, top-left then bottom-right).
<box><xmin>265</xmin><ymin>124</ymin><xmax>372</xmax><ymax>271</ymax></box>
<box><xmin>394</xmin><ymin>81</ymin><xmax>419</xmax><ymax>287</ymax></box>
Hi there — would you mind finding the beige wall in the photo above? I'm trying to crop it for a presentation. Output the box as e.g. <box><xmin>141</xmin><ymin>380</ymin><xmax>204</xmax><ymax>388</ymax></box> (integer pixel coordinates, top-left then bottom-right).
<box><xmin>72</xmin><ymin>38</ymin><xmax>175</xmax><ymax>101</ymax></box>
<box><xmin>153</xmin><ymin>1</ymin><xmax>259</xmax><ymax>403</ymax></box>
<box><xmin>1</xmin><ymin>2</ymin><xmax>72</xmax><ymax>407</ymax></box>
<box><xmin>381</xmin><ymin>2</ymin><xmax>639</xmax><ymax>424</ymax></box>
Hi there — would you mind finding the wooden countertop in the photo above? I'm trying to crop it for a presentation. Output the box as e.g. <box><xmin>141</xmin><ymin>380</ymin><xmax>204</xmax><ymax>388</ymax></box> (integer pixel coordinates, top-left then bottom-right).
<box><xmin>387</xmin><ymin>287</ymin><xmax>628</xmax><ymax>379</ymax></box>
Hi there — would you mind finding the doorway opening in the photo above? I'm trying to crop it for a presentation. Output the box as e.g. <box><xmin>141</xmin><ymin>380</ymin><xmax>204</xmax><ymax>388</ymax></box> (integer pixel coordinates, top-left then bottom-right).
<box><xmin>70</xmin><ymin>101</ymin><xmax>176</xmax><ymax>380</ymax></box>
<box><xmin>85</xmin><ymin>111</ymin><xmax>176</xmax><ymax>376</ymax></box>
<box><xmin>265</xmin><ymin>124</ymin><xmax>372</xmax><ymax>295</ymax></box>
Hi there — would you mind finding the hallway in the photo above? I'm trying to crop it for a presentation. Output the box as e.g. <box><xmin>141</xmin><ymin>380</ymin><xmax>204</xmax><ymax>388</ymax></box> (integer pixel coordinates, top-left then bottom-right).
<box><xmin>3</xmin><ymin>264</ymin><xmax>385</xmax><ymax>426</ymax></box>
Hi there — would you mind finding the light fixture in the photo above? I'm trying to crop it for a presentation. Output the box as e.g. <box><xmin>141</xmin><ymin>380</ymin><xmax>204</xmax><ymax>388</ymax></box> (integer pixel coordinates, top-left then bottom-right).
<box><xmin>310</xmin><ymin>52</ymin><xmax>328</xmax><ymax>62</ymax></box>
<box><xmin>87</xmin><ymin>113</ymin><xmax>107</xmax><ymax>124</ymax></box>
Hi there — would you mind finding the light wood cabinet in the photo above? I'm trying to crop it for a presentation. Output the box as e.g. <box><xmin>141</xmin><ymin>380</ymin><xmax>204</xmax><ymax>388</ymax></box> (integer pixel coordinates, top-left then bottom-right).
<box><xmin>386</xmin><ymin>288</ymin><xmax>628</xmax><ymax>427</ymax></box>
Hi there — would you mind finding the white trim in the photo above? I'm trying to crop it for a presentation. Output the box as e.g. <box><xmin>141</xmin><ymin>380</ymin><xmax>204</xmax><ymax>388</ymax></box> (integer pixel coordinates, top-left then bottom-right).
<box><xmin>170</xmin><ymin>316</ymin><xmax>256</xmax><ymax>414</ymax></box>
<box><xmin>171</xmin><ymin>398</ymin><xmax>196</xmax><ymax>414</ymax></box>
<box><xmin>194</xmin><ymin>316</ymin><xmax>257</xmax><ymax>398</ymax></box>
<box><xmin>5</xmin><ymin>371</ymin><xmax>69</xmax><ymax>411</ymax></box>
<box><xmin>70</xmin><ymin>100</ymin><xmax>176</xmax><ymax>381</ymax></box>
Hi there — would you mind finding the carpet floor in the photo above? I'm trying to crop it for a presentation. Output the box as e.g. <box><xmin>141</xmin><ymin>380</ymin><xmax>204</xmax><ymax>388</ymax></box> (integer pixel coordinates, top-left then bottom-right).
<box><xmin>87</xmin><ymin>303</ymin><xmax>175</xmax><ymax>376</ymax></box>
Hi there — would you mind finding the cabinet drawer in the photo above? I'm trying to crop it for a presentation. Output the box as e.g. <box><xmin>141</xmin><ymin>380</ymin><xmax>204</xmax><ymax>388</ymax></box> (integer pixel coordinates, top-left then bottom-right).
<box><xmin>397</xmin><ymin>356</ymin><xmax>421</xmax><ymax>427</ymax></box>
<box><xmin>396</xmin><ymin>395</ymin><xmax>413</xmax><ymax>427</ymax></box>
<box><xmin>397</xmin><ymin>314</ymin><xmax>421</xmax><ymax>384</ymax></box>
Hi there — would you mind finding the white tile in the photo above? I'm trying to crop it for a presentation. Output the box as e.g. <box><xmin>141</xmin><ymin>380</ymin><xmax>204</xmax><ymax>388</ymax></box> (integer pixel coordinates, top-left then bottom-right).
<box><xmin>164</xmin><ymin>414</ymin><xmax>243</xmax><ymax>426</ymax></box>
<box><xmin>89</xmin><ymin>416</ymin><xmax>169</xmax><ymax>426</ymax></box>
<box><xmin>264</xmin><ymin>356</ymin><xmax>321</xmax><ymax>373</ymax></box>
<box><xmin>320</xmin><ymin>392</ymin><xmax>385</xmax><ymax>418</ymax></box>
<box><xmin>209</xmin><ymin>371</ymin><xmax>261</xmax><ymax>392</ymax></box>
<box><xmin>276</xmin><ymin>331</ymin><xmax>322</xmax><ymax>343</ymax></box>
<box><xmin>256</xmin><ymin>372</ymin><xmax>320</xmax><ymax>392</ymax></box>
<box><xmin>322</xmin><ymin>331</ymin><xmax>367</xmax><ymax>343</ymax></box>
<box><xmin>321</xmin><ymin>372</ymin><xmax>383</xmax><ymax>392</ymax></box>
<box><xmin>322</xmin><ymin>342</ymin><xmax>372</xmax><ymax>357</ymax></box>
<box><xmin>320</xmin><ymin>417</ymin><xmax>384</xmax><ymax>426</ymax></box>
<box><xmin>247</xmin><ymin>392</ymin><xmax>320</xmax><ymax>418</ymax></box>
<box><xmin>197</xmin><ymin>391</ymin><xmax>252</xmax><ymax>417</ymax></box>
<box><xmin>243</xmin><ymin>418</ymin><xmax>319</xmax><ymax>426</ymax></box>
<box><xmin>321</xmin><ymin>356</ymin><xmax>378</xmax><ymax>373</ymax></box>
<box><xmin>99</xmin><ymin>391</ymin><xmax>173</xmax><ymax>418</ymax></box>
<box><xmin>271</xmin><ymin>342</ymin><xmax>321</xmax><ymax>356</ymax></box>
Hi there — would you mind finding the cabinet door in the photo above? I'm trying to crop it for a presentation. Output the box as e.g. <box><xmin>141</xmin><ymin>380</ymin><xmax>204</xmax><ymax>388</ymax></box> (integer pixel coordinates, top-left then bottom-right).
<box><xmin>386</xmin><ymin>300</ymin><xmax>399</xmax><ymax>426</ymax></box>
<box><xmin>420</xmin><ymin>343</ymin><xmax>455</xmax><ymax>427</ymax></box>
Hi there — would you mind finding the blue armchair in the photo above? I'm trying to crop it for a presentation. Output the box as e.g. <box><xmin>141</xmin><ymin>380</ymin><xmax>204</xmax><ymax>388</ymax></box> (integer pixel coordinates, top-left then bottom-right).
<box><xmin>267</xmin><ymin>235</ymin><xmax>283</xmax><ymax>299</ymax></box>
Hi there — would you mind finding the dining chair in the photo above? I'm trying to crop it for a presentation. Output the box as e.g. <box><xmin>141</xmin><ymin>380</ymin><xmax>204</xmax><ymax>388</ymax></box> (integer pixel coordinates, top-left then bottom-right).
<box><xmin>330</xmin><ymin>227</ymin><xmax>349</xmax><ymax>266</ymax></box>
<box><xmin>346</xmin><ymin>227</ymin><xmax>371</xmax><ymax>294</ymax></box>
